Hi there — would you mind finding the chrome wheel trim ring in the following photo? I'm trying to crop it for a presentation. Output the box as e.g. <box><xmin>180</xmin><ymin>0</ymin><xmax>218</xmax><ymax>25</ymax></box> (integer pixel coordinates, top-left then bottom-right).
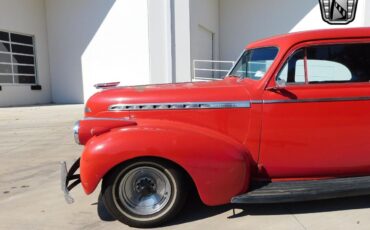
<box><xmin>116</xmin><ymin>166</ymin><xmax>172</xmax><ymax>216</ymax></box>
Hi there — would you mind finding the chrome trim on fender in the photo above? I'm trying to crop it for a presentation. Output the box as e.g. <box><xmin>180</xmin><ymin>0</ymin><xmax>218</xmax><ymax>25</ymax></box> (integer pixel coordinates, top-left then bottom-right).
<box><xmin>72</xmin><ymin>117</ymin><xmax>133</xmax><ymax>145</ymax></box>
<box><xmin>250</xmin><ymin>100</ymin><xmax>264</xmax><ymax>104</ymax></box>
<box><xmin>84</xmin><ymin>106</ymin><xmax>92</xmax><ymax>113</ymax></box>
<box><xmin>83</xmin><ymin>117</ymin><xmax>131</xmax><ymax>121</ymax></box>
<box><xmin>108</xmin><ymin>101</ymin><xmax>251</xmax><ymax>111</ymax></box>
<box><xmin>251</xmin><ymin>96</ymin><xmax>370</xmax><ymax>105</ymax></box>
<box><xmin>73</xmin><ymin>121</ymin><xmax>80</xmax><ymax>145</ymax></box>
<box><xmin>94</xmin><ymin>82</ymin><xmax>120</xmax><ymax>89</ymax></box>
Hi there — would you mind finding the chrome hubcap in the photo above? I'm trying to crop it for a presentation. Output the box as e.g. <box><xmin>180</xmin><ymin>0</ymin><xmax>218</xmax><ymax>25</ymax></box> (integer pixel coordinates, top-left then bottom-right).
<box><xmin>118</xmin><ymin>166</ymin><xmax>172</xmax><ymax>216</ymax></box>
<box><xmin>135</xmin><ymin>177</ymin><xmax>156</xmax><ymax>195</ymax></box>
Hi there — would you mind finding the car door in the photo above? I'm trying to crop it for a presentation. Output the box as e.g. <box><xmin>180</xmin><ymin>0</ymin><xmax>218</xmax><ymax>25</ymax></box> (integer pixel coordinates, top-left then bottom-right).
<box><xmin>259</xmin><ymin>40</ymin><xmax>370</xmax><ymax>179</ymax></box>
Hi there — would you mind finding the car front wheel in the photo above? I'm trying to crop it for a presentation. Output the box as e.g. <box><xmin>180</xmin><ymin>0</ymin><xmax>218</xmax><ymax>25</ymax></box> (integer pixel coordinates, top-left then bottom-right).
<box><xmin>101</xmin><ymin>160</ymin><xmax>188</xmax><ymax>228</ymax></box>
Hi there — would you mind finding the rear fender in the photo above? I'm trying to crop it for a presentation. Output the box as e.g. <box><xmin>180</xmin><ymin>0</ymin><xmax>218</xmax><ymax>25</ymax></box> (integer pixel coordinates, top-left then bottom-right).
<box><xmin>80</xmin><ymin>119</ymin><xmax>251</xmax><ymax>205</ymax></box>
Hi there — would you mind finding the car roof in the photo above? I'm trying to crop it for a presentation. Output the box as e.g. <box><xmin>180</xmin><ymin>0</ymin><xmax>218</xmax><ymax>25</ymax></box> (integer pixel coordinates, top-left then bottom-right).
<box><xmin>246</xmin><ymin>28</ymin><xmax>370</xmax><ymax>49</ymax></box>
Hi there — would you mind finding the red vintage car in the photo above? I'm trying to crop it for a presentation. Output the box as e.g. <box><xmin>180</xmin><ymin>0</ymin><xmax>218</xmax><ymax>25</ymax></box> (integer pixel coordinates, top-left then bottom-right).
<box><xmin>61</xmin><ymin>28</ymin><xmax>370</xmax><ymax>228</ymax></box>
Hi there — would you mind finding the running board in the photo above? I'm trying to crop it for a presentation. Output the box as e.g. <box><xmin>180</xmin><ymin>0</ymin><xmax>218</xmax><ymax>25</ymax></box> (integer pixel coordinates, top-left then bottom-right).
<box><xmin>231</xmin><ymin>176</ymin><xmax>370</xmax><ymax>204</ymax></box>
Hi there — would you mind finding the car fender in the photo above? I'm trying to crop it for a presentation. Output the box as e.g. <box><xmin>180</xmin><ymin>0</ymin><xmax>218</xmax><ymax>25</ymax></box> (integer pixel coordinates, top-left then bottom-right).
<box><xmin>80</xmin><ymin>119</ymin><xmax>251</xmax><ymax>206</ymax></box>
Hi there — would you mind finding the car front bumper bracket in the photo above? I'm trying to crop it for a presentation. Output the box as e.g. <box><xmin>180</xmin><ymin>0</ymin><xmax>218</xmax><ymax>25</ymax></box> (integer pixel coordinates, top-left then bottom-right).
<box><xmin>60</xmin><ymin>158</ymin><xmax>81</xmax><ymax>204</ymax></box>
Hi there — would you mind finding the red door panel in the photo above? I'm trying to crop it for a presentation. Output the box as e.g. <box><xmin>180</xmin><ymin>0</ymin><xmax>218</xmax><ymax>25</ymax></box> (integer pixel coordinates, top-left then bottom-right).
<box><xmin>260</xmin><ymin>83</ymin><xmax>370</xmax><ymax>179</ymax></box>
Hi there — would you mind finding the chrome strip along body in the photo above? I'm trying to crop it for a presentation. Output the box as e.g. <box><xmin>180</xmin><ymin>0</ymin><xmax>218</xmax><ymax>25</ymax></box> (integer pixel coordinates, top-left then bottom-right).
<box><xmin>251</xmin><ymin>96</ymin><xmax>370</xmax><ymax>105</ymax></box>
<box><xmin>108</xmin><ymin>97</ymin><xmax>370</xmax><ymax>111</ymax></box>
<box><xmin>83</xmin><ymin>117</ymin><xmax>132</xmax><ymax>121</ymax></box>
<box><xmin>109</xmin><ymin>101</ymin><xmax>251</xmax><ymax>111</ymax></box>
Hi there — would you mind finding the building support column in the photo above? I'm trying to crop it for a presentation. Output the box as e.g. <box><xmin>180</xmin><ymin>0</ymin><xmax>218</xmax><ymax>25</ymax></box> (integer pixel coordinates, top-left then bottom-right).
<box><xmin>148</xmin><ymin>0</ymin><xmax>174</xmax><ymax>84</ymax></box>
<box><xmin>148</xmin><ymin>0</ymin><xmax>198</xmax><ymax>83</ymax></box>
<box><xmin>173</xmin><ymin>0</ymin><xmax>192</xmax><ymax>82</ymax></box>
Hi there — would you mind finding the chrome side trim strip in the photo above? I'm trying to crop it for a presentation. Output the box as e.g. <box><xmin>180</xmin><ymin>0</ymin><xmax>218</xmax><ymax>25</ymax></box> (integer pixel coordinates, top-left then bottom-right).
<box><xmin>108</xmin><ymin>101</ymin><xmax>251</xmax><ymax>111</ymax></box>
<box><xmin>251</xmin><ymin>96</ymin><xmax>370</xmax><ymax>105</ymax></box>
<box><xmin>250</xmin><ymin>100</ymin><xmax>264</xmax><ymax>104</ymax></box>
<box><xmin>94</xmin><ymin>82</ymin><xmax>120</xmax><ymax>89</ymax></box>
<box><xmin>83</xmin><ymin>117</ymin><xmax>131</xmax><ymax>121</ymax></box>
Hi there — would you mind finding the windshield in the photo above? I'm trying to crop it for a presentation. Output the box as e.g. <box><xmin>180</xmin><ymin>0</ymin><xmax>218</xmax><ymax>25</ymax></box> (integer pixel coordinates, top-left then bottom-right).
<box><xmin>229</xmin><ymin>47</ymin><xmax>279</xmax><ymax>80</ymax></box>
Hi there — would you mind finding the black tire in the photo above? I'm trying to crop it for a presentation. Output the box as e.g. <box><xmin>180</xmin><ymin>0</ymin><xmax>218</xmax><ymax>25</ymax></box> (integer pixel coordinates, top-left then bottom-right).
<box><xmin>97</xmin><ymin>193</ymin><xmax>116</xmax><ymax>221</ymax></box>
<box><xmin>101</xmin><ymin>159</ymin><xmax>188</xmax><ymax>228</ymax></box>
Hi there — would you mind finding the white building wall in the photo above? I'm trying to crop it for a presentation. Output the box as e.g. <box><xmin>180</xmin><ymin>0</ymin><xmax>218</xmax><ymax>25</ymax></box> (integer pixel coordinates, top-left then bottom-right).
<box><xmin>0</xmin><ymin>0</ymin><xmax>51</xmax><ymax>107</ymax></box>
<box><xmin>291</xmin><ymin>0</ymin><xmax>366</xmax><ymax>32</ymax></box>
<box><xmin>219</xmin><ymin>0</ymin><xmax>368</xmax><ymax>61</ymax></box>
<box><xmin>367</xmin><ymin>1</ymin><xmax>370</xmax><ymax>24</ymax></box>
<box><xmin>1</xmin><ymin>0</ymin><xmax>368</xmax><ymax>107</ymax></box>
<box><xmin>81</xmin><ymin>0</ymin><xmax>151</xmax><ymax>101</ymax></box>
<box><xmin>46</xmin><ymin>0</ymin><xmax>151</xmax><ymax>103</ymax></box>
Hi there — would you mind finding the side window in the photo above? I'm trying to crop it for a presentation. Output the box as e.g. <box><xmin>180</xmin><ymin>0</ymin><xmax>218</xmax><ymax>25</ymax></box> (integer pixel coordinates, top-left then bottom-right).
<box><xmin>277</xmin><ymin>49</ymin><xmax>305</xmax><ymax>84</ymax></box>
<box><xmin>307</xmin><ymin>44</ymin><xmax>370</xmax><ymax>83</ymax></box>
<box><xmin>230</xmin><ymin>47</ymin><xmax>278</xmax><ymax>80</ymax></box>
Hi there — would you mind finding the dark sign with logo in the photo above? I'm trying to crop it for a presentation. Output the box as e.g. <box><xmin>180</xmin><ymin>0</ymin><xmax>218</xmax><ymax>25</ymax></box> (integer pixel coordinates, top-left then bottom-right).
<box><xmin>319</xmin><ymin>0</ymin><xmax>358</xmax><ymax>25</ymax></box>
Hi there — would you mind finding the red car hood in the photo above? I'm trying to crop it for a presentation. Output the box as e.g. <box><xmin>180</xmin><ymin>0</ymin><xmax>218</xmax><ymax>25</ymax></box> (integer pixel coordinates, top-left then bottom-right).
<box><xmin>86</xmin><ymin>78</ymin><xmax>250</xmax><ymax>116</ymax></box>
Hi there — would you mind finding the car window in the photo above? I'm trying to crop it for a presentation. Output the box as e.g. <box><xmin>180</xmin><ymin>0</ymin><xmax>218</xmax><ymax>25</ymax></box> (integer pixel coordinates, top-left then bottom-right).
<box><xmin>277</xmin><ymin>43</ymin><xmax>370</xmax><ymax>85</ymax></box>
<box><xmin>277</xmin><ymin>49</ymin><xmax>305</xmax><ymax>84</ymax></box>
<box><xmin>230</xmin><ymin>47</ymin><xmax>278</xmax><ymax>80</ymax></box>
<box><xmin>307</xmin><ymin>60</ymin><xmax>351</xmax><ymax>82</ymax></box>
<box><xmin>307</xmin><ymin>44</ymin><xmax>370</xmax><ymax>84</ymax></box>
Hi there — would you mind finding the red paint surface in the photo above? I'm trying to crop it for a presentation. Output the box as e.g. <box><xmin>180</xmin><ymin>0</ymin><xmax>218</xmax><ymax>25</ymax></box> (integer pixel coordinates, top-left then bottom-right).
<box><xmin>80</xmin><ymin>120</ymin><xmax>251</xmax><ymax>206</ymax></box>
<box><xmin>77</xmin><ymin>28</ymin><xmax>370</xmax><ymax>205</ymax></box>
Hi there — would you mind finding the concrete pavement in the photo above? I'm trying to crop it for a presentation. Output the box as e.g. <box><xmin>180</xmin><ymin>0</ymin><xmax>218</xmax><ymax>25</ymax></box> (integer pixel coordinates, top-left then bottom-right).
<box><xmin>1</xmin><ymin>105</ymin><xmax>370</xmax><ymax>230</ymax></box>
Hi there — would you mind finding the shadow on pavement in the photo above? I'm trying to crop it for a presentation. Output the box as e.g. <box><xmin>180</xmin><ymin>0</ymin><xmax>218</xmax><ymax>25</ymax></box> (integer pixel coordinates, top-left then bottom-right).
<box><xmin>229</xmin><ymin>195</ymin><xmax>370</xmax><ymax>218</ymax></box>
<box><xmin>166</xmin><ymin>192</ymin><xmax>233</xmax><ymax>227</ymax></box>
<box><xmin>95</xmin><ymin>189</ymin><xmax>370</xmax><ymax>227</ymax></box>
<box><xmin>168</xmin><ymin>194</ymin><xmax>370</xmax><ymax>226</ymax></box>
